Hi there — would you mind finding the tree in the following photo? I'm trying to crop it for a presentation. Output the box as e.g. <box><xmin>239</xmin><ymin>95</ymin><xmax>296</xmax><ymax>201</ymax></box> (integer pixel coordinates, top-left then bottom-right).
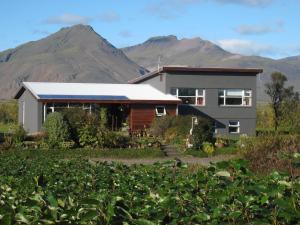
<box><xmin>265</xmin><ymin>72</ymin><xmax>298</xmax><ymax>131</ymax></box>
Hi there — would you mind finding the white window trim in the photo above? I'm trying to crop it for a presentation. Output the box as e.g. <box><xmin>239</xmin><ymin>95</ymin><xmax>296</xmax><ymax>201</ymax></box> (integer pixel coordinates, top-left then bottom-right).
<box><xmin>172</xmin><ymin>88</ymin><xmax>206</xmax><ymax>106</ymax></box>
<box><xmin>228</xmin><ymin>121</ymin><xmax>240</xmax><ymax>134</ymax></box>
<box><xmin>22</xmin><ymin>101</ymin><xmax>25</xmax><ymax>125</ymax></box>
<box><xmin>155</xmin><ymin>106</ymin><xmax>166</xmax><ymax>117</ymax></box>
<box><xmin>219</xmin><ymin>89</ymin><xmax>252</xmax><ymax>107</ymax></box>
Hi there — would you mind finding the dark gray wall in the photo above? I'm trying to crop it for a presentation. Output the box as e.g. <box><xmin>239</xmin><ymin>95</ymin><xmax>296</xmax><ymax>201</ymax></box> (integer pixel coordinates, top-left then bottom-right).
<box><xmin>18</xmin><ymin>90</ymin><xmax>43</xmax><ymax>133</ymax></box>
<box><xmin>139</xmin><ymin>72</ymin><xmax>257</xmax><ymax>136</ymax></box>
<box><xmin>167</xmin><ymin>73</ymin><xmax>257</xmax><ymax>135</ymax></box>
<box><xmin>137</xmin><ymin>73</ymin><xmax>166</xmax><ymax>93</ymax></box>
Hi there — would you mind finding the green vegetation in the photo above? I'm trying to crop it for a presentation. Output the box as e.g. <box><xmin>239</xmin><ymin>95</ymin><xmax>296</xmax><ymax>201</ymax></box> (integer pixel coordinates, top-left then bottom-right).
<box><xmin>0</xmin><ymin>148</ymin><xmax>164</xmax><ymax>159</ymax></box>
<box><xmin>42</xmin><ymin>112</ymin><xmax>71</xmax><ymax>148</ymax></box>
<box><xmin>240</xmin><ymin>134</ymin><xmax>300</xmax><ymax>176</ymax></box>
<box><xmin>0</xmin><ymin>123</ymin><xmax>17</xmax><ymax>133</ymax></box>
<box><xmin>0</xmin><ymin>153</ymin><xmax>299</xmax><ymax>224</ymax></box>
<box><xmin>264</xmin><ymin>72</ymin><xmax>300</xmax><ymax>132</ymax></box>
<box><xmin>0</xmin><ymin>100</ymin><xmax>18</xmax><ymax>124</ymax></box>
<box><xmin>186</xmin><ymin>145</ymin><xmax>238</xmax><ymax>158</ymax></box>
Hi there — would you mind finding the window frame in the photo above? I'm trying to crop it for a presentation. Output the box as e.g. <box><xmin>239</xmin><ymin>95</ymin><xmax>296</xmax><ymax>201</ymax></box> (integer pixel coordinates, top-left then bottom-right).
<box><xmin>228</xmin><ymin>120</ymin><xmax>240</xmax><ymax>134</ymax></box>
<box><xmin>155</xmin><ymin>106</ymin><xmax>166</xmax><ymax>117</ymax></box>
<box><xmin>171</xmin><ymin>88</ymin><xmax>206</xmax><ymax>106</ymax></box>
<box><xmin>219</xmin><ymin>89</ymin><xmax>252</xmax><ymax>107</ymax></box>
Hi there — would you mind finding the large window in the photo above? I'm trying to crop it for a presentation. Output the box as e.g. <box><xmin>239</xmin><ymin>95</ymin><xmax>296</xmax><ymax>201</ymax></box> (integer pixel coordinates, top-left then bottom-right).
<box><xmin>171</xmin><ymin>88</ymin><xmax>205</xmax><ymax>106</ymax></box>
<box><xmin>228</xmin><ymin>121</ymin><xmax>240</xmax><ymax>134</ymax></box>
<box><xmin>218</xmin><ymin>89</ymin><xmax>252</xmax><ymax>106</ymax></box>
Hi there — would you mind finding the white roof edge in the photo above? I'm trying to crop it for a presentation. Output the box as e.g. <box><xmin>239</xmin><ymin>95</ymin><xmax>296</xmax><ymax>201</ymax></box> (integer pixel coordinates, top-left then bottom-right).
<box><xmin>21</xmin><ymin>82</ymin><xmax>180</xmax><ymax>102</ymax></box>
<box><xmin>23</xmin><ymin>82</ymin><xmax>40</xmax><ymax>99</ymax></box>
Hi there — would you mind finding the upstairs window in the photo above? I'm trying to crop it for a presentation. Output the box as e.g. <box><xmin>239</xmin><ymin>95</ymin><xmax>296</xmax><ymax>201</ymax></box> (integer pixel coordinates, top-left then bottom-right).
<box><xmin>171</xmin><ymin>88</ymin><xmax>205</xmax><ymax>106</ymax></box>
<box><xmin>219</xmin><ymin>89</ymin><xmax>252</xmax><ymax>106</ymax></box>
<box><xmin>155</xmin><ymin>106</ymin><xmax>166</xmax><ymax>117</ymax></box>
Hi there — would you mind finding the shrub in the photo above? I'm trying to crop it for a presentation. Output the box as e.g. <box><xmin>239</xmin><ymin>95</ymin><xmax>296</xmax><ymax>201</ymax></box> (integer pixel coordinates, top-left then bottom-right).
<box><xmin>61</xmin><ymin>108</ymin><xmax>87</xmax><ymax>144</ymax></box>
<box><xmin>42</xmin><ymin>112</ymin><xmax>70</xmax><ymax>148</ymax></box>
<box><xmin>150</xmin><ymin>116</ymin><xmax>174</xmax><ymax>137</ymax></box>
<box><xmin>241</xmin><ymin>134</ymin><xmax>300</xmax><ymax>176</ymax></box>
<box><xmin>0</xmin><ymin>101</ymin><xmax>18</xmax><ymax>124</ymax></box>
<box><xmin>192</xmin><ymin>117</ymin><xmax>214</xmax><ymax>149</ymax></box>
<box><xmin>202</xmin><ymin>142</ymin><xmax>215</xmax><ymax>156</ymax></box>
<box><xmin>12</xmin><ymin>125</ymin><xmax>27</xmax><ymax>146</ymax></box>
<box><xmin>78</xmin><ymin>114</ymin><xmax>98</xmax><ymax>148</ymax></box>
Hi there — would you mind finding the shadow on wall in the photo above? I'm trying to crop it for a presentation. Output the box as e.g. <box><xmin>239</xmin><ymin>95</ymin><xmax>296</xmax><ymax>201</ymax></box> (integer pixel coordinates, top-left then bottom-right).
<box><xmin>178</xmin><ymin>105</ymin><xmax>226</xmax><ymax>129</ymax></box>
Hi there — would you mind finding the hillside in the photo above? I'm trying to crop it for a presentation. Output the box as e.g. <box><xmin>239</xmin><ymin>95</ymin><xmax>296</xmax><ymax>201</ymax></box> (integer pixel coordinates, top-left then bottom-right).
<box><xmin>0</xmin><ymin>25</ymin><xmax>147</xmax><ymax>99</ymax></box>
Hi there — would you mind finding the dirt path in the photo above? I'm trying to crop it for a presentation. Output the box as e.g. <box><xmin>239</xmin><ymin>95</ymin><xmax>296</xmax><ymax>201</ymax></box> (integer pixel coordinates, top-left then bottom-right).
<box><xmin>89</xmin><ymin>154</ymin><xmax>237</xmax><ymax>166</ymax></box>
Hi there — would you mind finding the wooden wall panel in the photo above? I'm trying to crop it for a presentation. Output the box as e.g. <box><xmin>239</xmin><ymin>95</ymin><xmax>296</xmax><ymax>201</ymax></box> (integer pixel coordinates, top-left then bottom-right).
<box><xmin>130</xmin><ymin>104</ymin><xmax>178</xmax><ymax>131</ymax></box>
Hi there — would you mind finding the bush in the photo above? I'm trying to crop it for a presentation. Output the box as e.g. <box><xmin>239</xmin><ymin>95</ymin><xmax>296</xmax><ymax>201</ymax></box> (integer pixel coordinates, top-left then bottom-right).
<box><xmin>202</xmin><ymin>142</ymin><xmax>215</xmax><ymax>156</ymax></box>
<box><xmin>151</xmin><ymin>116</ymin><xmax>199</xmax><ymax>146</ymax></box>
<box><xmin>78</xmin><ymin>114</ymin><xmax>98</xmax><ymax>148</ymax></box>
<box><xmin>0</xmin><ymin>101</ymin><xmax>18</xmax><ymax>124</ymax></box>
<box><xmin>192</xmin><ymin>117</ymin><xmax>214</xmax><ymax>149</ymax></box>
<box><xmin>150</xmin><ymin>116</ymin><xmax>174</xmax><ymax>137</ymax></box>
<box><xmin>241</xmin><ymin>134</ymin><xmax>300</xmax><ymax>176</ymax></box>
<box><xmin>61</xmin><ymin>108</ymin><xmax>88</xmax><ymax>144</ymax></box>
<box><xmin>12</xmin><ymin>125</ymin><xmax>27</xmax><ymax>146</ymax></box>
<box><xmin>42</xmin><ymin>112</ymin><xmax>70</xmax><ymax>148</ymax></box>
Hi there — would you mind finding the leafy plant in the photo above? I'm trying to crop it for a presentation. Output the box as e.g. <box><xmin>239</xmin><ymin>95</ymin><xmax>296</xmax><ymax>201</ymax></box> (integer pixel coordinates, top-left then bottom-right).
<box><xmin>42</xmin><ymin>112</ymin><xmax>70</xmax><ymax>148</ymax></box>
<box><xmin>202</xmin><ymin>142</ymin><xmax>215</xmax><ymax>156</ymax></box>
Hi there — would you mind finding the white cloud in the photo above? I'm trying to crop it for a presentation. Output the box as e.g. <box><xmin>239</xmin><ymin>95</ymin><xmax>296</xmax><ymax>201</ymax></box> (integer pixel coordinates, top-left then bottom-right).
<box><xmin>45</xmin><ymin>13</ymin><xmax>91</xmax><ymax>25</ymax></box>
<box><xmin>119</xmin><ymin>30</ymin><xmax>132</xmax><ymax>38</ymax></box>
<box><xmin>215</xmin><ymin>0</ymin><xmax>274</xmax><ymax>6</ymax></box>
<box><xmin>145</xmin><ymin>0</ymin><xmax>274</xmax><ymax>19</ymax></box>
<box><xmin>215</xmin><ymin>39</ymin><xmax>275</xmax><ymax>56</ymax></box>
<box><xmin>99</xmin><ymin>11</ymin><xmax>120</xmax><ymax>23</ymax></box>
<box><xmin>235</xmin><ymin>21</ymin><xmax>284</xmax><ymax>35</ymax></box>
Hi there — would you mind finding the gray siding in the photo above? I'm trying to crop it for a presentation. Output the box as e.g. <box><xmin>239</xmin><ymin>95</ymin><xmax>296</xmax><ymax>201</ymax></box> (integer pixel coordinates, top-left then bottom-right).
<box><xmin>18</xmin><ymin>90</ymin><xmax>43</xmax><ymax>133</ymax></box>
<box><xmin>138</xmin><ymin>72</ymin><xmax>257</xmax><ymax>136</ymax></box>
<box><xmin>138</xmin><ymin>73</ymin><xmax>166</xmax><ymax>93</ymax></box>
<box><xmin>167</xmin><ymin>73</ymin><xmax>257</xmax><ymax>135</ymax></box>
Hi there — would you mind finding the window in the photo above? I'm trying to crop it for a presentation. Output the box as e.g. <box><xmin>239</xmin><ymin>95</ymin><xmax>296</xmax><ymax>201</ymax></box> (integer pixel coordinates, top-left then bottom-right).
<box><xmin>171</xmin><ymin>88</ymin><xmax>205</xmax><ymax>106</ymax></box>
<box><xmin>213</xmin><ymin>122</ymin><xmax>218</xmax><ymax>134</ymax></box>
<box><xmin>219</xmin><ymin>89</ymin><xmax>252</xmax><ymax>106</ymax></box>
<box><xmin>228</xmin><ymin>121</ymin><xmax>240</xmax><ymax>134</ymax></box>
<box><xmin>155</xmin><ymin>106</ymin><xmax>166</xmax><ymax>117</ymax></box>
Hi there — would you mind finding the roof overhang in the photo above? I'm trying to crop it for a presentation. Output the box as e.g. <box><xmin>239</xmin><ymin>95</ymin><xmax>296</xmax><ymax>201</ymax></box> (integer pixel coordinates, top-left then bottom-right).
<box><xmin>128</xmin><ymin>66</ymin><xmax>264</xmax><ymax>84</ymax></box>
<box><xmin>39</xmin><ymin>99</ymin><xmax>181</xmax><ymax>104</ymax></box>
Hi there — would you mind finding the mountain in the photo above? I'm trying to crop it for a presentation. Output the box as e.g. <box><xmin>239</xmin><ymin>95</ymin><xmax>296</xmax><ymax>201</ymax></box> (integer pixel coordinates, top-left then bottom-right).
<box><xmin>122</xmin><ymin>36</ymin><xmax>300</xmax><ymax>102</ymax></box>
<box><xmin>0</xmin><ymin>25</ymin><xmax>147</xmax><ymax>99</ymax></box>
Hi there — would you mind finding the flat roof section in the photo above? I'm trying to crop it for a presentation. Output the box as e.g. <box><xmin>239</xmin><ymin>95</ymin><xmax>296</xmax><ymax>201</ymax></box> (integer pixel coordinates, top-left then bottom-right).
<box><xmin>128</xmin><ymin>66</ymin><xmax>263</xmax><ymax>84</ymax></box>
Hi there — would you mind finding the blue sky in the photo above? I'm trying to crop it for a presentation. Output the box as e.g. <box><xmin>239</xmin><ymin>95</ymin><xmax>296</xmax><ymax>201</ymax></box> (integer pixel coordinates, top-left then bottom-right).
<box><xmin>0</xmin><ymin>0</ymin><xmax>299</xmax><ymax>59</ymax></box>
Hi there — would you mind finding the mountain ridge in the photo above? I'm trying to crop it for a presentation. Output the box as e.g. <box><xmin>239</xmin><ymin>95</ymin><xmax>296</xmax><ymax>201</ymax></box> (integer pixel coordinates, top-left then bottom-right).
<box><xmin>122</xmin><ymin>35</ymin><xmax>300</xmax><ymax>101</ymax></box>
<box><xmin>0</xmin><ymin>24</ymin><xmax>147</xmax><ymax>99</ymax></box>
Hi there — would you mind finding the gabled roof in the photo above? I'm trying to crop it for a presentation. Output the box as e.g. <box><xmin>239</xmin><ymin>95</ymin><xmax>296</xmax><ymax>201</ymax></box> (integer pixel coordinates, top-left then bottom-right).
<box><xmin>128</xmin><ymin>66</ymin><xmax>263</xmax><ymax>84</ymax></box>
<box><xmin>15</xmin><ymin>82</ymin><xmax>180</xmax><ymax>103</ymax></box>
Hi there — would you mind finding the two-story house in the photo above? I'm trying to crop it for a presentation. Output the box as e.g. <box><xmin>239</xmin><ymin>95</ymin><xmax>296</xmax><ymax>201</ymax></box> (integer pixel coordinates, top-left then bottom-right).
<box><xmin>129</xmin><ymin>66</ymin><xmax>263</xmax><ymax>136</ymax></box>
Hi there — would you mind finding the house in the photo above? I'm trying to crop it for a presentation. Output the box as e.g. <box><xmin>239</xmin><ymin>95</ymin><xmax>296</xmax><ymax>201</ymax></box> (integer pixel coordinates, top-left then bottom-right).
<box><xmin>14</xmin><ymin>82</ymin><xmax>180</xmax><ymax>134</ymax></box>
<box><xmin>129</xmin><ymin>66</ymin><xmax>263</xmax><ymax>136</ymax></box>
